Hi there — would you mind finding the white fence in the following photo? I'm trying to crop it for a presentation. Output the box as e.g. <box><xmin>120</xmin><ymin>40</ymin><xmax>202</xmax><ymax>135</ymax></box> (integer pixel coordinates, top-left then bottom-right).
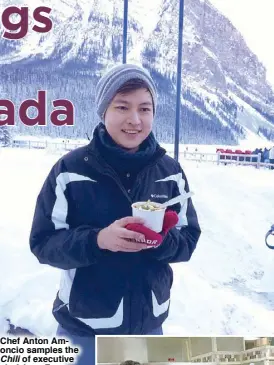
<box><xmin>11</xmin><ymin>139</ymin><xmax>84</xmax><ymax>151</ymax></box>
<box><xmin>191</xmin><ymin>346</ymin><xmax>274</xmax><ymax>364</ymax></box>
<box><xmin>5</xmin><ymin>139</ymin><xmax>274</xmax><ymax>169</ymax></box>
<box><xmin>181</xmin><ymin>151</ymin><xmax>274</xmax><ymax>169</ymax></box>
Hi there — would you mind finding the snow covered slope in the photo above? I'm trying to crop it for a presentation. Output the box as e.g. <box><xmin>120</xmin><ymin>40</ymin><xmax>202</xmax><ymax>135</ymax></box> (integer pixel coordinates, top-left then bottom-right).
<box><xmin>0</xmin><ymin>147</ymin><xmax>273</xmax><ymax>335</ymax></box>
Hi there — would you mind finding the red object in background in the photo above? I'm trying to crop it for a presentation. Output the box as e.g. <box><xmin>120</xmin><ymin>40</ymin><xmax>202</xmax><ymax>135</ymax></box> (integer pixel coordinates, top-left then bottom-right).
<box><xmin>168</xmin><ymin>359</ymin><xmax>175</xmax><ymax>362</ymax></box>
<box><xmin>217</xmin><ymin>148</ymin><xmax>254</xmax><ymax>155</ymax></box>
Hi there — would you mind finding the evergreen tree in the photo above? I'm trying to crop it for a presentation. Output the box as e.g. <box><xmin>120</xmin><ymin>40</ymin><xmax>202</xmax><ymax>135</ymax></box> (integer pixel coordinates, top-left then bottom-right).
<box><xmin>0</xmin><ymin>126</ymin><xmax>12</xmax><ymax>146</ymax></box>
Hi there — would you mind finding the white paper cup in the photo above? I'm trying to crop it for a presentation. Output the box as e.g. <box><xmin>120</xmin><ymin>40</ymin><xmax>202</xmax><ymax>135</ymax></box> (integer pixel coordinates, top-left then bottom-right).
<box><xmin>132</xmin><ymin>201</ymin><xmax>166</xmax><ymax>233</ymax></box>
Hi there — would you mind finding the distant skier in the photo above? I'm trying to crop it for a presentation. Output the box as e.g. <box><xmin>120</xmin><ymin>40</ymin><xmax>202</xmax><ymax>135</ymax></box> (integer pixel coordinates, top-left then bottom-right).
<box><xmin>269</xmin><ymin>146</ymin><xmax>274</xmax><ymax>169</ymax></box>
<box><xmin>263</xmin><ymin>147</ymin><xmax>269</xmax><ymax>164</ymax></box>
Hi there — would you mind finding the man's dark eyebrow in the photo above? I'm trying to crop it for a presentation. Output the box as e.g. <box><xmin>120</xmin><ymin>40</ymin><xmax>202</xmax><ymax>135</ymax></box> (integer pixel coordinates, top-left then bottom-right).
<box><xmin>113</xmin><ymin>99</ymin><xmax>152</xmax><ymax>106</ymax></box>
<box><xmin>140</xmin><ymin>102</ymin><xmax>153</xmax><ymax>106</ymax></box>
<box><xmin>113</xmin><ymin>99</ymin><xmax>130</xmax><ymax>104</ymax></box>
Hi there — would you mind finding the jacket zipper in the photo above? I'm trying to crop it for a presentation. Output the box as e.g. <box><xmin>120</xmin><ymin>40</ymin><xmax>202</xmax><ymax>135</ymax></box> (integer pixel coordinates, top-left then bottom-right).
<box><xmin>85</xmin><ymin>148</ymin><xmax>165</xmax><ymax>333</ymax></box>
<box><xmin>86</xmin><ymin>146</ymin><xmax>165</xmax><ymax>202</ymax></box>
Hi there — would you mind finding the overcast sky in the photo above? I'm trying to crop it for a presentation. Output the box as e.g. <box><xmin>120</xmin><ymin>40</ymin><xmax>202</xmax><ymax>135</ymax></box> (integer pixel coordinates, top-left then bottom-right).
<box><xmin>208</xmin><ymin>0</ymin><xmax>274</xmax><ymax>86</ymax></box>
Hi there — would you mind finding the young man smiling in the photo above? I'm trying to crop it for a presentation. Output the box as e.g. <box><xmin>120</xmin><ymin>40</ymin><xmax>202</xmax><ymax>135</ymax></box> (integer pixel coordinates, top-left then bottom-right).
<box><xmin>29</xmin><ymin>63</ymin><xmax>201</xmax><ymax>364</ymax></box>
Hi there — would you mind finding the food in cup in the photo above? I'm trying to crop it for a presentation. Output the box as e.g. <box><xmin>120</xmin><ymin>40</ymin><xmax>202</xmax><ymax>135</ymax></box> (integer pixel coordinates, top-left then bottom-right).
<box><xmin>132</xmin><ymin>200</ymin><xmax>164</xmax><ymax>211</ymax></box>
<box><xmin>132</xmin><ymin>200</ymin><xmax>166</xmax><ymax>233</ymax></box>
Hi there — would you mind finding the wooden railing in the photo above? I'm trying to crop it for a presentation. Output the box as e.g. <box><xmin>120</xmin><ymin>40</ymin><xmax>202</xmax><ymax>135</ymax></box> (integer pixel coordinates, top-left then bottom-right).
<box><xmin>5</xmin><ymin>139</ymin><xmax>274</xmax><ymax>169</ymax></box>
<box><xmin>10</xmin><ymin>139</ymin><xmax>85</xmax><ymax>151</ymax></box>
<box><xmin>181</xmin><ymin>151</ymin><xmax>263</xmax><ymax>167</ymax></box>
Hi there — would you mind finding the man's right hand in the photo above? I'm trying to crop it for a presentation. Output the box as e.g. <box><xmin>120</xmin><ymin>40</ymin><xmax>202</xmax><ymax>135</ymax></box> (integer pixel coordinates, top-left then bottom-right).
<box><xmin>97</xmin><ymin>217</ymin><xmax>150</xmax><ymax>252</ymax></box>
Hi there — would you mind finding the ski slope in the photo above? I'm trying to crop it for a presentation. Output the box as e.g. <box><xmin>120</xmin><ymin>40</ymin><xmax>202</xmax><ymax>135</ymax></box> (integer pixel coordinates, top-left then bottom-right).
<box><xmin>0</xmin><ymin>146</ymin><xmax>273</xmax><ymax>336</ymax></box>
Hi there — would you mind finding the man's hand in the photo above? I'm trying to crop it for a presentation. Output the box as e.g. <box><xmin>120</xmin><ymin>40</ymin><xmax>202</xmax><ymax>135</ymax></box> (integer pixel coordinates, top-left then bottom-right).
<box><xmin>97</xmin><ymin>217</ymin><xmax>151</xmax><ymax>252</ymax></box>
<box><xmin>126</xmin><ymin>210</ymin><xmax>179</xmax><ymax>247</ymax></box>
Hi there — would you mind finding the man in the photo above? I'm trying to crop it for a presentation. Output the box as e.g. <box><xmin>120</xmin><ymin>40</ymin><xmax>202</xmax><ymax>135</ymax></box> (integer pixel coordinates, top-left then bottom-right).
<box><xmin>29</xmin><ymin>63</ymin><xmax>201</xmax><ymax>363</ymax></box>
<box><xmin>269</xmin><ymin>145</ymin><xmax>274</xmax><ymax>169</ymax></box>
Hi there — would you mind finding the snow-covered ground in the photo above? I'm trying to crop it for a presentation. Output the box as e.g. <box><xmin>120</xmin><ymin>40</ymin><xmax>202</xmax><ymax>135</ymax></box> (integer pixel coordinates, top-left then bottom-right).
<box><xmin>0</xmin><ymin>145</ymin><xmax>273</xmax><ymax>336</ymax></box>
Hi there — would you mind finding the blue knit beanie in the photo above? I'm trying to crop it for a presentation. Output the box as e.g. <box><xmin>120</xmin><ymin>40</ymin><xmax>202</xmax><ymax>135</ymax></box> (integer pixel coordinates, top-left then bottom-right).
<box><xmin>95</xmin><ymin>63</ymin><xmax>157</xmax><ymax>121</ymax></box>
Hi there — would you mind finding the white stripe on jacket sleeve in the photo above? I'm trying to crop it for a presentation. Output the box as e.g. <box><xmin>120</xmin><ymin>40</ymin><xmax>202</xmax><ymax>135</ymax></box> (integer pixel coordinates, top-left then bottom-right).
<box><xmin>52</xmin><ymin>172</ymin><xmax>97</xmax><ymax>230</ymax></box>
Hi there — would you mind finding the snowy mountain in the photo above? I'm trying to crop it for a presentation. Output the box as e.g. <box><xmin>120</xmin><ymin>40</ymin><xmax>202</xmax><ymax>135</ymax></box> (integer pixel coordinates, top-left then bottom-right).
<box><xmin>0</xmin><ymin>0</ymin><xmax>274</xmax><ymax>144</ymax></box>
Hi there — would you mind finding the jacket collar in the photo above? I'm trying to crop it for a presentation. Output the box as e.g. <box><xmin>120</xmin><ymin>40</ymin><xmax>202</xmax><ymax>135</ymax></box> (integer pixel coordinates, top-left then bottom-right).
<box><xmin>88</xmin><ymin>123</ymin><xmax>166</xmax><ymax>174</ymax></box>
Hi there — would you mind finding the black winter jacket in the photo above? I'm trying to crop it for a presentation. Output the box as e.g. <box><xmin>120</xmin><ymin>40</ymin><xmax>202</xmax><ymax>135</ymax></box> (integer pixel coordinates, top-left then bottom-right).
<box><xmin>29</xmin><ymin>132</ymin><xmax>201</xmax><ymax>335</ymax></box>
